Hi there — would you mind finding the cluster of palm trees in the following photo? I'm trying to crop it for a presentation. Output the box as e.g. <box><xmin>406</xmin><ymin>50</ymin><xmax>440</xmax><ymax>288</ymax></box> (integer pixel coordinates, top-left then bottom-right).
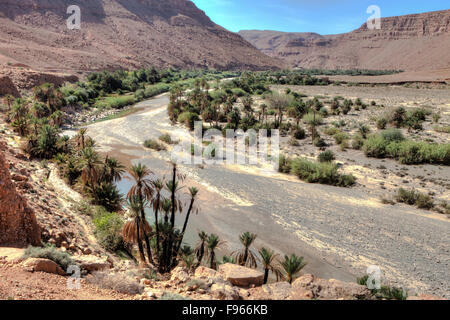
<box><xmin>191</xmin><ymin>231</ymin><xmax>307</xmax><ymax>285</ymax></box>
<box><xmin>121</xmin><ymin>163</ymin><xmax>200</xmax><ymax>273</ymax></box>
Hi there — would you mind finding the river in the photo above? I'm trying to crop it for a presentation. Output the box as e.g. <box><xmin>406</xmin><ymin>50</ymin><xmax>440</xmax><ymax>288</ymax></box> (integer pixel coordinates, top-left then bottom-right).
<box><xmin>67</xmin><ymin>93</ymin><xmax>450</xmax><ymax>297</ymax></box>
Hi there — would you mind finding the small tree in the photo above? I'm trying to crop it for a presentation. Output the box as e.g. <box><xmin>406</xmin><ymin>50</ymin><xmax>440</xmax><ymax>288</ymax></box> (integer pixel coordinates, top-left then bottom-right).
<box><xmin>280</xmin><ymin>254</ymin><xmax>307</xmax><ymax>284</ymax></box>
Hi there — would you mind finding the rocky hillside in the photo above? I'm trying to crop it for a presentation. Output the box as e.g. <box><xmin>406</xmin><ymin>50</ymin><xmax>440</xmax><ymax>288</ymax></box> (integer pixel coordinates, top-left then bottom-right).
<box><xmin>0</xmin><ymin>0</ymin><xmax>282</xmax><ymax>73</ymax></box>
<box><xmin>239</xmin><ymin>10</ymin><xmax>450</xmax><ymax>72</ymax></box>
<box><xmin>0</xmin><ymin>141</ymin><xmax>40</xmax><ymax>247</ymax></box>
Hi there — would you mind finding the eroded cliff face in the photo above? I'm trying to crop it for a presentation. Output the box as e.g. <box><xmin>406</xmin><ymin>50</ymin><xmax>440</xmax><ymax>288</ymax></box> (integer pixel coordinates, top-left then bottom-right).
<box><xmin>0</xmin><ymin>142</ymin><xmax>41</xmax><ymax>247</ymax></box>
<box><xmin>240</xmin><ymin>10</ymin><xmax>450</xmax><ymax>72</ymax></box>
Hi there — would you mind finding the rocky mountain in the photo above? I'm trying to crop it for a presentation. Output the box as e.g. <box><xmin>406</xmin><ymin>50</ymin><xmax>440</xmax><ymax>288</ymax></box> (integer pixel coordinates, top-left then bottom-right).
<box><xmin>0</xmin><ymin>0</ymin><xmax>282</xmax><ymax>73</ymax></box>
<box><xmin>239</xmin><ymin>10</ymin><xmax>450</xmax><ymax>72</ymax></box>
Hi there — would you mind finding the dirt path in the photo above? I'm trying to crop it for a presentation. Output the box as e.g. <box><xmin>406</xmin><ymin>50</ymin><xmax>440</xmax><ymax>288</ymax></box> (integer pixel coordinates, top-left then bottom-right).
<box><xmin>0</xmin><ymin>264</ymin><xmax>133</xmax><ymax>300</ymax></box>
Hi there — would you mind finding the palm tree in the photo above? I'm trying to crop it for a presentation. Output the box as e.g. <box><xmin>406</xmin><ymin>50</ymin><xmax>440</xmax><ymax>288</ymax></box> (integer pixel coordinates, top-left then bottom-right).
<box><xmin>2</xmin><ymin>94</ymin><xmax>14</xmax><ymax>112</ymax></box>
<box><xmin>102</xmin><ymin>156</ymin><xmax>125</xmax><ymax>184</ymax></box>
<box><xmin>122</xmin><ymin>196</ymin><xmax>151</xmax><ymax>263</ymax></box>
<box><xmin>280</xmin><ymin>254</ymin><xmax>307</xmax><ymax>284</ymax></box>
<box><xmin>49</xmin><ymin>110</ymin><xmax>65</xmax><ymax>127</ymax></box>
<box><xmin>127</xmin><ymin>163</ymin><xmax>155</xmax><ymax>264</ymax></box>
<box><xmin>206</xmin><ymin>234</ymin><xmax>223</xmax><ymax>270</ymax></box>
<box><xmin>80</xmin><ymin>147</ymin><xmax>102</xmax><ymax>190</ymax></box>
<box><xmin>195</xmin><ymin>231</ymin><xmax>208</xmax><ymax>267</ymax></box>
<box><xmin>242</xmin><ymin>96</ymin><xmax>254</xmax><ymax>115</ymax></box>
<box><xmin>232</xmin><ymin>232</ymin><xmax>258</xmax><ymax>268</ymax></box>
<box><xmin>259</xmin><ymin>248</ymin><xmax>282</xmax><ymax>284</ymax></box>
<box><xmin>174</xmin><ymin>187</ymin><xmax>199</xmax><ymax>256</ymax></box>
<box><xmin>76</xmin><ymin>128</ymin><xmax>88</xmax><ymax>150</ymax></box>
<box><xmin>9</xmin><ymin>99</ymin><xmax>29</xmax><ymax>136</ymax></box>
<box><xmin>151</xmin><ymin>179</ymin><xmax>164</xmax><ymax>257</ymax></box>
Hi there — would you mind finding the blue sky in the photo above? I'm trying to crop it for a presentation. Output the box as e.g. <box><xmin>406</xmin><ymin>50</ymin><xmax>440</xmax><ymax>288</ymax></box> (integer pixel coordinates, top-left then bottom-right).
<box><xmin>192</xmin><ymin>0</ymin><xmax>449</xmax><ymax>34</ymax></box>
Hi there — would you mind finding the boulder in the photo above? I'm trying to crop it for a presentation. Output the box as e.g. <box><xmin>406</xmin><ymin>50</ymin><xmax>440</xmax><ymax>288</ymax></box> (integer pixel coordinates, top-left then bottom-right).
<box><xmin>73</xmin><ymin>255</ymin><xmax>111</xmax><ymax>273</ymax></box>
<box><xmin>195</xmin><ymin>266</ymin><xmax>219</xmax><ymax>279</ymax></box>
<box><xmin>23</xmin><ymin>258</ymin><xmax>65</xmax><ymax>276</ymax></box>
<box><xmin>289</xmin><ymin>274</ymin><xmax>372</xmax><ymax>300</ymax></box>
<box><xmin>218</xmin><ymin>263</ymin><xmax>264</xmax><ymax>288</ymax></box>
<box><xmin>248</xmin><ymin>282</ymin><xmax>292</xmax><ymax>300</ymax></box>
<box><xmin>210</xmin><ymin>283</ymin><xmax>240</xmax><ymax>300</ymax></box>
<box><xmin>170</xmin><ymin>266</ymin><xmax>190</xmax><ymax>283</ymax></box>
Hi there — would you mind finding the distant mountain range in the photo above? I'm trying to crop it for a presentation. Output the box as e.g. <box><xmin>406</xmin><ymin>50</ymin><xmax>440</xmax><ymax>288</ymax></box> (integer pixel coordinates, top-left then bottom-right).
<box><xmin>239</xmin><ymin>10</ymin><xmax>450</xmax><ymax>73</ymax></box>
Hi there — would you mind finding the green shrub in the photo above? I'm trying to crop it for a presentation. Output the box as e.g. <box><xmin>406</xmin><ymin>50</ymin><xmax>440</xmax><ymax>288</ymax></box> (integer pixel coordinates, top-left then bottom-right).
<box><xmin>318</xmin><ymin>150</ymin><xmax>335</xmax><ymax>162</ymax></box>
<box><xmin>313</xmin><ymin>137</ymin><xmax>327</xmax><ymax>148</ymax></box>
<box><xmin>144</xmin><ymin>139</ymin><xmax>166</xmax><ymax>151</ymax></box>
<box><xmin>289</xmin><ymin>137</ymin><xmax>300</xmax><ymax>146</ymax></box>
<box><xmin>324</xmin><ymin>127</ymin><xmax>341</xmax><ymax>136</ymax></box>
<box><xmin>333</xmin><ymin>132</ymin><xmax>349</xmax><ymax>145</ymax></box>
<box><xmin>381</xmin><ymin>129</ymin><xmax>405</xmax><ymax>143</ymax></box>
<box><xmin>96</xmin><ymin>95</ymin><xmax>135</xmax><ymax>109</ymax></box>
<box><xmin>178</xmin><ymin>112</ymin><xmax>200</xmax><ymax>130</ymax></box>
<box><xmin>290</xmin><ymin>158</ymin><xmax>355</xmax><ymax>187</ymax></box>
<box><xmin>434</xmin><ymin>126</ymin><xmax>450</xmax><ymax>134</ymax></box>
<box><xmin>396</xmin><ymin>188</ymin><xmax>434</xmax><ymax>210</ymax></box>
<box><xmin>376</xmin><ymin>118</ymin><xmax>387</xmax><ymax>130</ymax></box>
<box><xmin>93</xmin><ymin>208</ymin><xmax>124</xmax><ymax>251</ymax></box>
<box><xmin>23</xmin><ymin>245</ymin><xmax>74</xmax><ymax>270</ymax></box>
<box><xmin>352</xmin><ymin>135</ymin><xmax>365</xmax><ymax>150</ymax></box>
<box><xmin>292</xmin><ymin>128</ymin><xmax>306</xmax><ymax>140</ymax></box>
<box><xmin>376</xmin><ymin>286</ymin><xmax>408</xmax><ymax>300</ymax></box>
<box><xmin>159</xmin><ymin>293</ymin><xmax>192</xmax><ymax>300</ymax></box>
<box><xmin>86</xmin><ymin>271</ymin><xmax>144</xmax><ymax>295</ymax></box>
<box><xmin>159</xmin><ymin>133</ymin><xmax>175</xmax><ymax>144</ymax></box>
<box><xmin>278</xmin><ymin>154</ymin><xmax>292</xmax><ymax>173</ymax></box>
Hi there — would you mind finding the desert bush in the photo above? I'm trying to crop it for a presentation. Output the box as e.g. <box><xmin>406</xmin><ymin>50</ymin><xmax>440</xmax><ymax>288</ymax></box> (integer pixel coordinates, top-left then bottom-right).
<box><xmin>395</xmin><ymin>188</ymin><xmax>434</xmax><ymax>210</ymax></box>
<box><xmin>381</xmin><ymin>129</ymin><xmax>405</xmax><ymax>142</ymax></box>
<box><xmin>288</xmin><ymin>137</ymin><xmax>300</xmax><ymax>146</ymax></box>
<box><xmin>178</xmin><ymin>111</ymin><xmax>200</xmax><ymax>130</ymax></box>
<box><xmin>333</xmin><ymin>132</ymin><xmax>349</xmax><ymax>145</ymax></box>
<box><xmin>159</xmin><ymin>293</ymin><xmax>192</xmax><ymax>300</ymax></box>
<box><xmin>292</xmin><ymin>127</ymin><xmax>306</xmax><ymax>140</ymax></box>
<box><xmin>159</xmin><ymin>133</ymin><xmax>175</xmax><ymax>144</ymax></box>
<box><xmin>376</xmin><ymin>118</ymin><xmax>387</xmax><ymax>130</ymax></box>
<box><xmin>318</xmin><ymin>150</ymin><xmax>335</xmax><ymax>163</ymax></box>
<box><xmin>93</xmin><ymin>207</ymin><xmax>124</xmax><ymax>251</ymax></box>
<box><xmin>434</xmin><ymin>126</ymin><xmax>450</xmax><ymax>134</ymax></box>
<box><xmin>313</xmin><ymin>137</ymin><xmax>327</xmax><ymax>148</ymax></box>
<box><xmin>86</xmin><ymin>271</ymin><xmax>144</xmax><ymax>295</ymax></box>
<box><xmin>23</xmin><ymin>245</ymin><xmax>74</xmax><ymax>270</ymax></box>
<box><xmin>376</xmin><ymin>286</ymin><xmax>408</xmax><ymax>300</ymax></box>
<box><xmin>96</xmin><ymin>95</ymin><xmax>135</xmax><ymax>109</ymax></box>
<box><xmin>324</xmin><ymin>127</ymin><xmax>341</xmax><ymax>136</ymax></box>
<box><xmin>352</xmin><ymin>135</ymin><xmax>365</xmax><ymax>150</ymax></box>
<box><xmin>278</xmin><ymin>154</ymin><xmax>292</xmax><ymax>174</ymax></box>
<box><xmin>290</xmin><ymin>158</ymin><xmax>355</xmax><ymax>187</ymax></box>
<box><xmin>432</xmin><ymin>113</ymin><xmax>441</xmax><ymax>123</ymax></box>
<box><xmin>144</xmin><ymin>139</ymin><xmax>166</xmax><ymax>151</ymax></box>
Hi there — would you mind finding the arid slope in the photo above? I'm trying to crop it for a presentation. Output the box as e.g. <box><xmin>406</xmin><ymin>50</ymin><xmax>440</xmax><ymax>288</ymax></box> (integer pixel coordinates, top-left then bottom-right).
<box><xmin>0</xmin><ymin>0</ymin><xmax>282</xmax><ymax>72</ymax></box>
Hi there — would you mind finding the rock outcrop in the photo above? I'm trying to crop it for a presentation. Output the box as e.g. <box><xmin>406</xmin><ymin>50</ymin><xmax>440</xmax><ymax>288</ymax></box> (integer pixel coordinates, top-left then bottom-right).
<box><xmin>247</xmin><ymin>274</ymin><xmax>372</xmax><ymax>300</ymax></box>
<box><xmin>0</xmin><ymin>141</ymin><xmax>41</xmax><ymax>247</ymax></box>
<box><xmin>218</xmin><ymin>263</ymin><xmax>264</xmax><ymax>288</ymax></box>
<box><xmin>240</xmin><ymin>9</ymin><xmax>450</xmax><ymax>72</ymax></box>
<box><xmin>0</xmin><ymin>0</ymin><xmax>282</xmax><ymax>72</ymax></box>
<box><xmin>22</xmin><ymin>258</ymin><xmax>66</xmax><ymax>276</ymax></box>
